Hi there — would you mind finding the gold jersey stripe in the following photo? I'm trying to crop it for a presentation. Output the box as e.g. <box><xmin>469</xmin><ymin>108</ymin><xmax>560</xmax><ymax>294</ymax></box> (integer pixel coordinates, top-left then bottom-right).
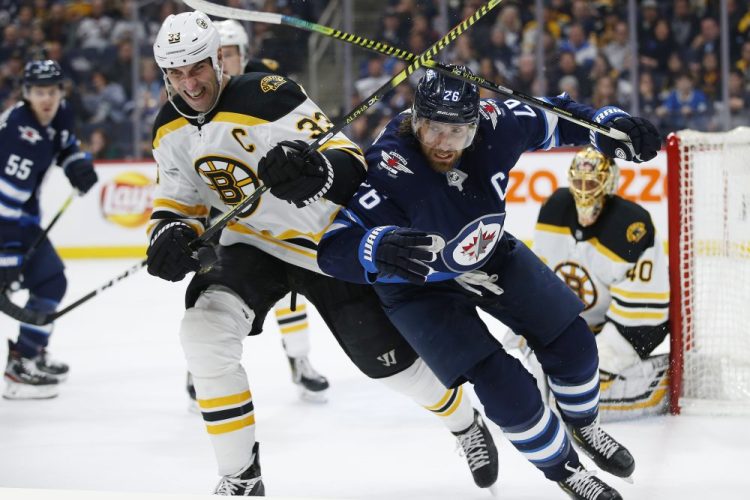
<box><xmin>279</xmin><ymin>323</ymin><xmax>308</xmax><ymax>334</ymax></box>
<box><xmin>275</xmin><ymin>305</ymin><xmax>307</xmax><ymax>316</ymax></box>
<box><xmin>226</xmin><ymin>223</ymin><xmax>317</xmax><ymax>259</ymax></box>
<box><xmin>198</xmin><ymin>390</ymin><xmax>252</xmax><ymax>410</ymax></box>
<box><xmin>535</xmin><ymin>223</ymin><xmax>572</xmax><ymax>235</ymax></box>
<box><xmin>153</xmin><ymin>116</ymin><xmax>190</xmax><ymax>148</ymax></box>
<box><xmin>589</xmin><ymin>237</ymin><xmax>626</xmax><ymax>263</ymax></box>
<box><xmin>610</xmin><ymin>287</ymin><xmax>670</xmax><ymax>301</ymax></box>
<box><xmin>213</xmin><ymin>111</ymin><xmax>269</xmax><ymax>127</ymax></box>
<box><xmin>153</xmin><ymin>198</ymin><xmax>210</xmax><ymax>217</ymax></box>
<box><xmin>205</xmin><ymin>415</ymin><xmax>256</xmax><ymax>435</ymax></box>
<box><xmin>608</xmin><ymin>303</ymin><xmax>668</xmax><ymax>320</ymax></box>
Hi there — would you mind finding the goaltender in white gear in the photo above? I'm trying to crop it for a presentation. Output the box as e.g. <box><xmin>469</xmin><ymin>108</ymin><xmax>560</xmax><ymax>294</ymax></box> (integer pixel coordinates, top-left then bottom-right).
<box><xmin>150</xmin><ymin>11</ymin><xmax>495</xmax><ymax>495</ymax></box>
<box><xmin>532</xmin><ymin>147</ymin><xmax>670</xmax><ymax>422</ymax></box>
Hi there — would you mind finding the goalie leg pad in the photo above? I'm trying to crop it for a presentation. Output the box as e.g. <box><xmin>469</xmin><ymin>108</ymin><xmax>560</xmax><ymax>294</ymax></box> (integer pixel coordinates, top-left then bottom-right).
<box><xmin>379</xmin><ymin>358</ymin><xmax>474</xmax><ymax>433</ymax></box>
<box><xmin>180</xmin><ymin>285</ymin><xmax>258</xmax><ymax>476</ymax></box>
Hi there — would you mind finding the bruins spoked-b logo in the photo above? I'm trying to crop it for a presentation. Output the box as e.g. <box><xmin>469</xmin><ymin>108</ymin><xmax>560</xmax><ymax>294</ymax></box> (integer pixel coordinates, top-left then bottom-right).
<box><xmin>553</xmin><ymin>261</ymin><xmax>597</xmax><ymax>310</ymax></box>
<box><xmin>195</xmin><ymin>156</ymin><xmax>260</xmax><ymax>217</ymax></box>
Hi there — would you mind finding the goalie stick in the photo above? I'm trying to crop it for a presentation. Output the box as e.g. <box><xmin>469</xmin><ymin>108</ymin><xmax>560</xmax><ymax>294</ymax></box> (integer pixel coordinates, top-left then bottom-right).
<box><xmin>0</xmin><ymin>0</ymin><xmax>500</xmax><ymax>326</ymax></box>
<box><xmin>182</xmin><ymin>0</ymin><xmax>630</xmax><ymax>143</ymax></box>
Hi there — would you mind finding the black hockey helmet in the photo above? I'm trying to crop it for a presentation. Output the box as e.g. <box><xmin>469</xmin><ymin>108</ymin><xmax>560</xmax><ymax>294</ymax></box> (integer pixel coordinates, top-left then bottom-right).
<box><xmin>412</xmin><ymin>65</ymin><xmax>480</xmax><ymax>124</ymax></box>
<box><xmin>23</xmin><ymin>60</ymin><xmax>64</xmax><ymax>87</ymax></box>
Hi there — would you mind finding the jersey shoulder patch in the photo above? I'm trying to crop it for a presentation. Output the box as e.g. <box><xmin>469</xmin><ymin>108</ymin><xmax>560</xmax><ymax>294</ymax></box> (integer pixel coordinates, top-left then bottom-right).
<box><xmin>596</xmin><ymin>196</ymin><xmax>655</xmax><ymax>262</ymax></box>
<box><xmin>218</xmin><ymin>73</ymin><xmax>307</xmax><ymax>123</ymax></box>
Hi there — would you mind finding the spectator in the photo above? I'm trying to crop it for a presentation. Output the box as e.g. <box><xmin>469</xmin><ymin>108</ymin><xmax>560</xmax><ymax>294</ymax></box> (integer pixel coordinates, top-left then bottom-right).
<box><xmin>670</xmin><ymin>0</ymin><xmax>699</xmax><ymax>49</ymax></box>
<box><xmin>512</xmin><ymin>53</ymin><xmax>537</xmax><ymax>97</ymax></box>
<box><xmin>73</xmin><ymin>0</ymin><xmax>114</xmax><ymax>52</ymax></box>
<box><xmin>690</xmin><ymin>16</ymin><xmax>720</xmax><ymax>60</ymax></box>
<box><xmin>603</xmin><ymin>21</ymin><xmax>630</xmax><ymax>74</ymax></box>
<box><xmin>379</xmin><ymin>8</ymin><xmax>407</xmax><ymax>48</ymax></box>
<box><xmin>559</xmin><ymin>74</ymin><xmax>580</xmax><ymax>101</ymax></box>
<box><xmin>82</xmin><ymin>70</ymin><xmax>127</xmax><ymax>126</ymax></box>
<box><xmin>354</xmin><ymin>56</ymin><xmax>391</xmax><ymax>100</ymax></box>
<box><xmin>637</xmin><ymin>72</ymin><xmax>663</xmax><ymax>131</ymax></box>
<box><xmin>640</xmin><ymin>19</ymin><xmax>676</xmax><ymax>76</ymax></box>
<box><xmin>559</xmin><ymin>23</ymin><xmax>597</xmax><ymax>70</ymax></box>
<box><xmin>657</xmin><ymin>72</ymin><xmax>710</xmax><ymax>131</ymax></box>
<box><xmin>699</xmin><ymin>51</ymin><xmax>721</xmax><ymax>102</ymax></box>
<box><xmin>727</xmin><ymin>69</ymin><xmax>750</xmax><ymax>127</ymax></box>
<box><xmin>591</xmin><ymin>75</ymin><xmax>617</xmax><ymax>109</ymax></box>
<box><xmin>88</xmin><ymin>127</ymin><xmax>122</xmax><ymax>160</ymax></box>
<box><xmin>735</xmin><ymin>40</ymin><xmax>750</xmax><ymax>85</ymax></box>
<box><xmin>552</xmin><ymin>50</ymin><xmax>591</xmax><ymax>100</ymax></box>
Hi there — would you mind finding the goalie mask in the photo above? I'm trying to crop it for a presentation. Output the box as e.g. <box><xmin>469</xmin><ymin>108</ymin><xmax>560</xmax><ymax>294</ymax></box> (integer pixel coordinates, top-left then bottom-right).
<box><xmin>153</xmin><ymin>10</ymin><xmax>223</xmax><ymax>121</ymax></box>
<box><xmin>411</xmin><ymin>66</ymin><xmax>480</xmax><ymax>152</ymax></box>
<box><xmin>568</xmin><ymin>147</ymin><xmax>619</xmax><ymax>226</ymax></box>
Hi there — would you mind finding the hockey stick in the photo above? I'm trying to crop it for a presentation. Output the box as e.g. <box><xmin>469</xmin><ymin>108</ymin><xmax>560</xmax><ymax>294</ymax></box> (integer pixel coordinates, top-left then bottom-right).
<box><xmin>182</xmin><ymin>0</ymin><xmax>629</xmax><ymax>142</ymax></box>
<box><xmin>0</xmin><ymin>0</ymin><xmax>499</xmax><ymax>326</ymax></box>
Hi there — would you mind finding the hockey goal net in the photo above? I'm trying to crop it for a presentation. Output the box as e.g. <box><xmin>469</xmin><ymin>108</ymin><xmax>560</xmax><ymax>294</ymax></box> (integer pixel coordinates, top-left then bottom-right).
<box><xmin>667</xmin><ymin>127</ymin><xmax>750</xmax><ymax>415</ymax></box>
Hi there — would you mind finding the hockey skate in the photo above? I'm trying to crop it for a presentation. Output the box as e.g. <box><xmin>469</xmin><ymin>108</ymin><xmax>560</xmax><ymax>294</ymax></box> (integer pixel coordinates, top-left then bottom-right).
<box><xmin>568</xmin><ymin>418</ymin><xmax>635</xmax><ymax>480</ymax></box>
<box><xmin>558</xmin><ymin>462</ymin><xmax>622</xmax><ymax>500</ymax></box>
<box><xmin>214</xmin><ymin>442</ymin><xmax>265</xmax><ymax>496</ymax></box>
<box><xmin>453</xmin><ymin>410</ymin><xmax>499</xmax><ymax>491</ymax></box>
<box><xmin>288</xmin><ymin>356</ymin><xmax>329</xmax><ymax>403</ymax></box>
<box><xmin>35</xmin><ymin>348</ymin><xmax>69</xmax><ymax>382</ymax></box>
<box><xmin>4</xmin><ymin>343</ymin><xmax>59</xmax><ymax>400</ymax></box>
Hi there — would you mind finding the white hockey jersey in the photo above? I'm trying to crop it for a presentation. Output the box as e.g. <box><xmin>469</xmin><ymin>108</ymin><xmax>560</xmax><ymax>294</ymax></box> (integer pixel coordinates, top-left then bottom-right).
<box><xmin>150</xmin><ymin>73</ymin><xmax>365</xmax><ymax>273</ymax></box>
<box><xmin>532</xmin><ymin>188</ymin><xmax>670</xmax><ymax>341</ymax></box>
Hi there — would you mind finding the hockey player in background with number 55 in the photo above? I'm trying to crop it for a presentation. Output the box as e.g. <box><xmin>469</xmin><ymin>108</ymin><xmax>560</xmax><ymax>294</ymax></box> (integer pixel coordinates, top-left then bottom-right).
<box><xmin>0</xmin><ymin>60</ymin><xmax>98</xmax><ymax>400</ymax></box>
<box><xmin>316</xmin><ymin>66</ymin><xmax>662</xmax><ymax>499</ymax></box>
<box><xmin>532</xmin><ymin>147</ymin><xmax>670</xmax><ymax>422</ymax></box>
<box><xmin>149</xmin><ymin>11</ymin><xmax>497</xmax><ymax>496</ymax></box>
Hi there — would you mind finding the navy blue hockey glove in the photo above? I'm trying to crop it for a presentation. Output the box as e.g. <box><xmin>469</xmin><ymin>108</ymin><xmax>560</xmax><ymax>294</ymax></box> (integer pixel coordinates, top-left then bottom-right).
<box><xmin>63</xmin><ymin>154</ymin><xmax>98</xmax><ymax>194</ymax></box>
<box><xmin>360</xmin><ymin>227</ymin><xmax>443</xmax><ymax>285</ymax></box>
<box><xmin>593</xmin><ymin>108</ymin><xmax>661</xmax><ymax>163</ymax></box>
<box><xmin>257</xmin><ymin>140</ymin><xmax>333</xmax><ymax>208</ymax></box>
<box><xmin>146</xmin><ymin>221</ymin><xmax>214</xmax><ymax>282</ymax></box>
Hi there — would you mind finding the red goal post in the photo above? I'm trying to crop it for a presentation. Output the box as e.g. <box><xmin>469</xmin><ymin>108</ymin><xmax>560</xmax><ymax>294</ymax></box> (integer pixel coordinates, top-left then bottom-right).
<box><xmin>667</xmin><ymin>127</ymin><xmax>750</xmax><ymax>415</ymax></box>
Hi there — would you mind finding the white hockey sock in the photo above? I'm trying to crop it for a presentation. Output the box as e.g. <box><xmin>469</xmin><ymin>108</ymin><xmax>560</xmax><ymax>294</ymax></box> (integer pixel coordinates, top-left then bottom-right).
<box><xmin>379</xmin><ymin>359</ymin><xmax>474</xmax><ymax>433</ymax></box>
<box><xmin>180</xmin><ymin>286</ymin><xmax>257</xmax><ymax>476</ymax></box>
<box><xmin>274</xmin><ymin>294</ymin><xmax>311</xmax><ymax>358</ymax></box>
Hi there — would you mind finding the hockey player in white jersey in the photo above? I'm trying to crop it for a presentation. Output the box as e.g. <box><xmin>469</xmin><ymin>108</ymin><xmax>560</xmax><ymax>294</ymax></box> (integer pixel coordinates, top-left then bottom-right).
<box><xmin>149</xmin><ymin>11</ymin><xmax>497</xmax><ymax>495</ymax></box>
<box><xmin>533</xmin><ymin>147</ymin><xmax>670</xmax><ymax>421</ymax></box>
<box><xmin>187</xmin><ymin>19</ymin><xmax>330</xmax><ymax>405</ymax></box>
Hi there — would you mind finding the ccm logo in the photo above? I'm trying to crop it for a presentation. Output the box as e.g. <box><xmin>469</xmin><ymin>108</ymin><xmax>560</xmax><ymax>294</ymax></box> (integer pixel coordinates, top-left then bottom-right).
<box><xmin>505</xmin><ymin>168</ymin><xmax>666</xmax><ymax>203</ymax></box>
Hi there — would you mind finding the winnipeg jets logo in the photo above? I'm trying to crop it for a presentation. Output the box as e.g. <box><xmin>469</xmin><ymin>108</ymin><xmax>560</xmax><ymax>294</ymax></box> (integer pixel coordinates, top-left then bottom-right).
<box><xmin>379</xmin><ymin>150</ymin><xmax>413</xmax><ymax>177</ymax></box>
<box><xmin>19</xmin><ymin>125</ymin><xmax>42</xmax><ymax>145</ymax></box>
<box><xmin>478</xmin><ymin>100</ymin><xmax>503</xmax><ymax>129</ymax></box>
<box><xmin>442</xmin><ymin>214</ymin><xmax>505</xmax><ymax>272</ymax></box>
<box><xmin>460</xmin><ymin>221</ymin><xmax>497</xmax><ymax>261</ymax></box>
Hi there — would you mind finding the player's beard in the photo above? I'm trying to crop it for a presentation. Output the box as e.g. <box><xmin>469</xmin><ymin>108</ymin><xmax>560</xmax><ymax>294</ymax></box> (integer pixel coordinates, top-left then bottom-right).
<box><xmin>423</xmin><ymin>146</ymin><xmax>463</xmax><ymax>173</ymax></box>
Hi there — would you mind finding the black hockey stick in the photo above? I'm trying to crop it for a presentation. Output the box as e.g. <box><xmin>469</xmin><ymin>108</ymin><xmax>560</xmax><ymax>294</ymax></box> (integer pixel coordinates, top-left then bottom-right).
<box><xmin>0</xmin><ymin>0</ymin><xmax>499</xmax><ymax>326</ymax></box>
<box><xmin>182</xmin><ymin>0</ymin><xmax>629</xmax><ymax>143</ymax></box>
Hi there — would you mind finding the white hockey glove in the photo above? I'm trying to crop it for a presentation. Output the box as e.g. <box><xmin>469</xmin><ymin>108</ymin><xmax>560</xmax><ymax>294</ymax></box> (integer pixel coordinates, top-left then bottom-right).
<box><xmin>454</xmin><ymin>270</ymin><xmax>504</xmax><ymax>296</ymax></box>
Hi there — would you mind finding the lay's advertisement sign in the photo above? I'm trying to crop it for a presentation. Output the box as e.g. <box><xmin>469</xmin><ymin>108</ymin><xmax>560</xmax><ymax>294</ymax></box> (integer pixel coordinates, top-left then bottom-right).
<box><xmin>39</xmin><ymin>152</ymin><xmax>669</xmax><ymax>259</ymax></box>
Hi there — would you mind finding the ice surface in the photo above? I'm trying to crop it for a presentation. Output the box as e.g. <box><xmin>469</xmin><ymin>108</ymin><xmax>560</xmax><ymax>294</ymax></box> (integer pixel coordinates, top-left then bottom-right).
<box><xmin>1</xmin><ymin>259</ymin><xmax>748</xmax><ymax>499</ymax></box>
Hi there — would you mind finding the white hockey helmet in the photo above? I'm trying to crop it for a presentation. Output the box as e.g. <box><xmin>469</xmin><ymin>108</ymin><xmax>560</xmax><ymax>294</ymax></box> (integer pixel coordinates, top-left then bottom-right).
<box><xmin>215</xmin><ymin>19</ymin><xmax>249</xmax><ymax>68</ymax></box>
<box><xmin>153</xmin><ymin>11</ymin><xmax>223</xmax><ymax>119</ymax></box>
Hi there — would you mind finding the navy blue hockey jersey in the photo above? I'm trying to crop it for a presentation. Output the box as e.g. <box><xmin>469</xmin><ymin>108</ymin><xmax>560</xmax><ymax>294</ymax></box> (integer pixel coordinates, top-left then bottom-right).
<box><xmin>0</xmin><ymin>100</ymin><xmax>83</xmax><ymax>226</ymax></box>
<box><xmin>319</xmin><ymin>95</ymin><xmax>605</xmax><ymax>284</ymax></box>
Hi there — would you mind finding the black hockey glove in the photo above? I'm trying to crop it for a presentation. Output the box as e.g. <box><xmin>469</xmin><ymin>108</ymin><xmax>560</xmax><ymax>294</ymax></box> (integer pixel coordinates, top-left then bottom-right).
<box><xmin>596</xmin><ymin>116</ymin><xmax>661</xmax><ymax>163</ymax></box>
<box><xmin>369</xmin><ymin>228</ymin><xmax>443</xmax><ymax>285</ymax></box>
<box><xmin>63</xmin><ymin>154</ymin><xmax>98</xmax><ymax>194</ymax></box>
<box><xmin>257</xmin><ymin>140</ymin><xmax>333</xmax><ymax>208</ymax></box>
<box><xmin>146</xmin><ymin>221</ymin><xmax>207</xmax><ymax>282</ymax></box>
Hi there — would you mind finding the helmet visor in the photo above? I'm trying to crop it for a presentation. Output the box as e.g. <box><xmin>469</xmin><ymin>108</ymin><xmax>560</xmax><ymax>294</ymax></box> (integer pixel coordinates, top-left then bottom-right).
<box><xmin>412</xmin><ymin>117</ymin><xmax>478</xmax><ymax>152</ymax></box>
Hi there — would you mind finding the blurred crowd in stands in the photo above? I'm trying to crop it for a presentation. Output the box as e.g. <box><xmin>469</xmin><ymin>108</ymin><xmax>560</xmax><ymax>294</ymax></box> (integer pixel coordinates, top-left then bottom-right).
<box><xmin>347</xmin><ymin>0</ymin><xmax>750</xmax><ymax>148</ymax></box>
<box><xmin>1</xmin><ymin>0</ymin><xmax>749</xmax><ymax>157</ymax></box>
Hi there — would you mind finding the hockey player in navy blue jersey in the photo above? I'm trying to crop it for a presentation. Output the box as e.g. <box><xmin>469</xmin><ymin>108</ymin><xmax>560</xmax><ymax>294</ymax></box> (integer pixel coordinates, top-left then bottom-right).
<box><xmin>0</xmin><ymin>60</ymin><xmax>98</xmax><ymax>400</ymax></box>
<box><xmin>309</xmin><ymin>67</ymin><xmax>661</xmax><ymax>500</ymax></box>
